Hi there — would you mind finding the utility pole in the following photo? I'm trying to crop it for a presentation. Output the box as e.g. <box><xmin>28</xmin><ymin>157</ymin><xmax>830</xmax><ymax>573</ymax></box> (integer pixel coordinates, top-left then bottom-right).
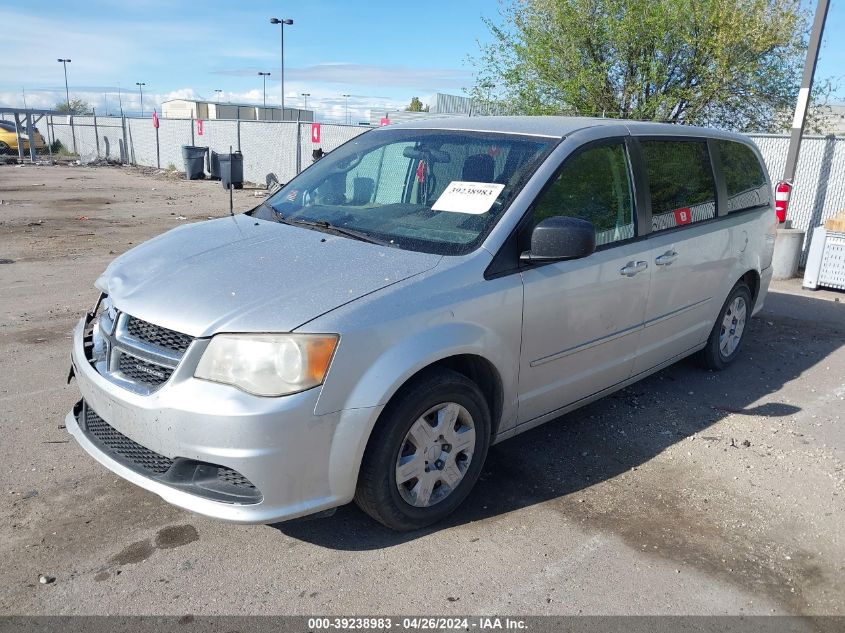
<box><xmin>258</xmin><ymin>72</ymin><xmax>271</xmax><ymax>112</ymax></box>
<box><xmin>118</xmin><ymin>84</ymin><xmax>124</xmax><ymax>116</ymax></box>
<box><xmin>136</xmin><ymin>82</ymin><xmax>146</xmax><ymax>117</ymax></box>
<box><xmin>342</xmin><ymin>93</ymin><xmax>350</xmax><ymax>124</ymax></box>
<box><xmin>270</xmin><ymin>17</ymin><xmax>293</xmax><ymax>115</ymax></box>
<box><xmin>57</xmin><ymin>59</ymin><xmax>71</xmax><ymax>110</ymax></box>
<box><xmin>779</xmin><ymin>0</ymin><xmax>830</xmax><ymax>223</ymax></box>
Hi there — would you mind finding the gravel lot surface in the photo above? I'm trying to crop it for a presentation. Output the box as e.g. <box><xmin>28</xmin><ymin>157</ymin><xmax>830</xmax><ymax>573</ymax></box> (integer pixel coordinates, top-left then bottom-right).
<box><xmin>1</xmin><ymin>165</ymin><xmax>843</xmax><ymax>620</ymax></box>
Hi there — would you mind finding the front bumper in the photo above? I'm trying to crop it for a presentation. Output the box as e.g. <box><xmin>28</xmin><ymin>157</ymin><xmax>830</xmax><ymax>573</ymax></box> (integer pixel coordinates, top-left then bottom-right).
<box><xmin>67</xmin><ymin>316</ymin><xmax>382</xmax><ymax>524</ymax></box>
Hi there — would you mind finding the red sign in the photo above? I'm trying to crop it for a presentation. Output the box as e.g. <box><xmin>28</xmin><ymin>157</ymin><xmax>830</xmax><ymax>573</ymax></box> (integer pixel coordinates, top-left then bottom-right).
<box><xmin>674</xmin><ymin>207</ymin><xmax>692</xmax><ymax>225</ymax></box>
<box><xmin>197</xmin><ymin>119</ymin><xmax>203</xmax><ymax>136</ymax></box>
<box><xmin>311</xmin><ymin>123</ymin><xmax>321</xmax><ymax>144</ymax></box>
<box><xmin>380</xmin><ymin>117</ymin><xmax>391</xmax><ymax>126</ymax></box>
<box><xmin>152</xmin><ymin>110</ymin><xmax>159</xmax><ymax>129</ymax></box>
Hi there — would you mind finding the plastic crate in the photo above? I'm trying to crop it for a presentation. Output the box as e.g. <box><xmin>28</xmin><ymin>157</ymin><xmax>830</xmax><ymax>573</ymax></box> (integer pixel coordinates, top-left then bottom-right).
<box><xmin>804</xmin><ymin>228</ymin><xmax>845</xmax><ymax>291</ymax></box>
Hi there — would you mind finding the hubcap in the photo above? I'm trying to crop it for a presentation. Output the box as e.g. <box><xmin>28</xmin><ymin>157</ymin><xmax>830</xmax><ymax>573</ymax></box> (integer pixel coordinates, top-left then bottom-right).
<box><xmin>719</xmin><ymin>296</ymin><xmax>747</xmax><ymax>358</ymax></box>
<box><xmin>395</xmin><ymin>402</ymin><xmax>476</xmax><ymax>508</ymax></box>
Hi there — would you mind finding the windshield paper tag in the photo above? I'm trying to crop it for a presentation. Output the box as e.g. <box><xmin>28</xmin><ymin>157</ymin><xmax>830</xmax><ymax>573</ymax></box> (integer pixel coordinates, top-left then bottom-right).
<box><xmin>431</xmin><ymin>182</ymin><xmax>505</xmax><ymax>215</ymax></box>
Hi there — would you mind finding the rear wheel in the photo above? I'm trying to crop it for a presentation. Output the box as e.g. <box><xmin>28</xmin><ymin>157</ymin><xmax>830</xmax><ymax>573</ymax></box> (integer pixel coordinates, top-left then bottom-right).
<box><xmin>699</xmin><ymin>282</ymin><xmax>752</xmax><ymax>370</ymax></box>
<box><xmin>355</xmin><ymin>368</ymin><xmax>491</xmax><ymax>531</ymax></box>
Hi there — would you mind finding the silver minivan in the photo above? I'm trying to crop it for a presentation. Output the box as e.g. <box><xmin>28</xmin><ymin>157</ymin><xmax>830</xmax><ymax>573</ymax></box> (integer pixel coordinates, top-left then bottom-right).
<box><xmin>67</xmin><ymin>117</ymin><xmax>776</xmax><ymax>531</ymax></box>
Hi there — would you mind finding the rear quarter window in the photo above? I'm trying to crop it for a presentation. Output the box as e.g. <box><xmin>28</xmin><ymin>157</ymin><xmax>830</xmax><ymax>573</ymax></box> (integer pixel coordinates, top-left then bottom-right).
<box><xmin>642</xmin><ymin>139</ymin><xmax>717</xmax><ymax>232</ymax></box>
<box><xmin>716</xmin><ymin>140</ymin><xmax>771</xmax><ymax>213</ymax></box>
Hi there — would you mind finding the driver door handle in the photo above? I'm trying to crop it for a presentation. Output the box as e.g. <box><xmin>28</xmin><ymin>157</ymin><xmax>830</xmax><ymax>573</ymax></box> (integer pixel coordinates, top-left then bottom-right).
<box><xmin>620</xmin><ymin>260</ymin><xmax>648</xmax><ymax>277</ymax></box>
<box><xmin>655</xmin><ymin>250</ymin><xmax>679</xmax><ymax>266</ymax></box>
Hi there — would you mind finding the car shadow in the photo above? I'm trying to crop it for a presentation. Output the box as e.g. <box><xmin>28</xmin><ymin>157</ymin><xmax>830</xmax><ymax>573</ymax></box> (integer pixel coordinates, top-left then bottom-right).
<box><xmin>270</xmin><ymin>289</ymin><xmax>843</xmax><ymax>550</ymax></box>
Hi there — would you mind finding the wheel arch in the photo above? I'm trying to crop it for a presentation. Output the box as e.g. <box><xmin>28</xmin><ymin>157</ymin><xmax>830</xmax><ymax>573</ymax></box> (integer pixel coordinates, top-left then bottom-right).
<box><xmin>740</xmin><ymin>269</ymin><xmax>761</xmax><ymax>308</ymax></box>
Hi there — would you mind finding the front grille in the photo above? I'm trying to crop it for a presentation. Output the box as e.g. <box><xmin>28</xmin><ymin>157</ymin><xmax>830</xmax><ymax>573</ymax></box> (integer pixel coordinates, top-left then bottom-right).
<box><xmin>117</xmin><ymin>353</ymin><xmax>174</xmax><ymax>388</ymax></box>
<box><xmin>80</xmin><ymin>402</ymin><xmax>261</xmax><ymax>504</ymax></box>
<box><xmin>126</xmin><ymin>316</ymin><xmax>193</xmax><ymax>355</ymax></box>
<box><xmin>85</xmin><ymin>406</ymin><xmax>174</xmax><ymax>474</ymax></box>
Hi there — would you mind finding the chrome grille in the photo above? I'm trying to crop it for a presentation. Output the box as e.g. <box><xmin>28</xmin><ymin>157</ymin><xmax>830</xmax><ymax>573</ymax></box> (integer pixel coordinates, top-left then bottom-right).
<box><xmin>126</xmin><ymin>316</ymin><xmax>193</xmax><ymax>355</ymax></box>
<box><xmin>117</xmin><ymin>353</ymin><xmax>174</xmax><ymax>388</ymax></box>
<box><xmin>87</xmin><ymin>296</ymin><xmax>195</xmax><ymax>395</ymax></box>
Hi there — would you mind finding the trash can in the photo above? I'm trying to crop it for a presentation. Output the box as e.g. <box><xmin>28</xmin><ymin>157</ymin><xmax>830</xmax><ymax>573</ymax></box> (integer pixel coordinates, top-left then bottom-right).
<box><xmin>207</xmin><ymin>150</ymin><xmax>221</xmax><ymax>180</ymax></box>
<box><xmin>181</xmin><ymin>146</ymin><xmax>207</xmax><ymax>180</ymax></box>
<box><xmin>219</xmin><ymin>151</ymin><xmax>243</xmax><ymax>190</ymax></box>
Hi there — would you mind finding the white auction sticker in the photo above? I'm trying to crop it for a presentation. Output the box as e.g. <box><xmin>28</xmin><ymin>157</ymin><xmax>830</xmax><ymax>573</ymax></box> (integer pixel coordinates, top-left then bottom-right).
<box><xmin>431</xmin><ymin>181</ymin><xmax>506</xmax><ymax>215</ymax></box>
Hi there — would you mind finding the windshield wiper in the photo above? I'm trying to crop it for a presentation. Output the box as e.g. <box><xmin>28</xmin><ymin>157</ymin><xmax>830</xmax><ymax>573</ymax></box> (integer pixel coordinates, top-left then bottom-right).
<box><xmin>276</xmin><ymin>215</ymin><xmax>392</xmax><ymax>247</ymax></box>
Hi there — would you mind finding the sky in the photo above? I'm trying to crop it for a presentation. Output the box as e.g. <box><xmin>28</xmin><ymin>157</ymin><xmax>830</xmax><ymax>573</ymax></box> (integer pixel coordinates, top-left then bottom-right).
<box><xmin>1</xmin><ymin>0</ymin><xmax>843</xmax><ymax>123</ymax></box>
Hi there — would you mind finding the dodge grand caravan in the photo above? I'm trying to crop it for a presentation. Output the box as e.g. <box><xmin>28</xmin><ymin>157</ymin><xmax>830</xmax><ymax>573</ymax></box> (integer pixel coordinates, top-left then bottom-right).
<box><xmin>67</xmin><ymin>117</ymin><xmax>776</xmax><ymax>531</ymax></box>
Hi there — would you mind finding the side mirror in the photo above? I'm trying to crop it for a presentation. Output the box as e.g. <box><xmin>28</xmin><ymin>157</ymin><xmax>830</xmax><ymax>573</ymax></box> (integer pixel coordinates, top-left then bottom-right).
<box><xmin>520</xmin><ymin>216</ymin><xmax>596</xmax><ymax>263</ymax></box>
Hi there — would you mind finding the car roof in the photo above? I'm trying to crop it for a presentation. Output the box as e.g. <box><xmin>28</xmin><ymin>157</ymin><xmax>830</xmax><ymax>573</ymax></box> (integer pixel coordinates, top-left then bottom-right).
<box><xmin>385</xmin><ymin>115</ymin><xmax>749</xmax><ymax>143</ymax></box>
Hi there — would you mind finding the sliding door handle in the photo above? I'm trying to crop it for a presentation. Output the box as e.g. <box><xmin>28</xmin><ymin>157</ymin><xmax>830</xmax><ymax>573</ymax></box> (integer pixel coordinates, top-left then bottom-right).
<box><xmin>655</xmin><ymin>251</ymin><xmax>679</xmax><ymax>266</ymax></box>
<box><xmin>620</xmin><ymin>261</ymin><xmax>648</xmax><ymax>277</ymax></box>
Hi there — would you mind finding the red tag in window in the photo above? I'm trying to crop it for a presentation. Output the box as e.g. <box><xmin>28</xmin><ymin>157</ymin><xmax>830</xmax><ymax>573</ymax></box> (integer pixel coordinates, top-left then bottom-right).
<box><xmin>416</xmin><ymin>160</ymin><xmax>426</xmax><ymax>183</ymax></box>
<box><xmin>487</xmin><ymin>145</ymin><xmax>501</xmax><ymax>157</ymax></box>
<box><xmin>674</xmin><ymin>207</ymin><xmax>692</xmax><ymax>225</ymax></box>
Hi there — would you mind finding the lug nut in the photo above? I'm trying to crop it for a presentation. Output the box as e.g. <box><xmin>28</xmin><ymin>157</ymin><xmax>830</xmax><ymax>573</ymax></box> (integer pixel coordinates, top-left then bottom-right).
<box><xmin>434</xmin><ymin>459</ymin><xmax>444</xmax><ymax>470</ymax></box>
<box><xmin>442</xmin><ymin>443</ymin><xmax>452</xmax><ymax>451</ymax></box>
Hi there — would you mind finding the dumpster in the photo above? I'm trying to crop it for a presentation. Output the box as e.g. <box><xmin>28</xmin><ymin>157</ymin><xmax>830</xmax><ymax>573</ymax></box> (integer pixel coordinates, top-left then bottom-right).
<box><xmin>181</xmin><ymin>146</ymin><xmax>207</xmax><ymax>180</ymax></box>
<box><xmin>219</xmin><ymin>151</ymin><xmax>244</xmax><ymax>190</ymax></box>
<box><xmin>207</xmin><ymin>150</ymin><xmax>221</xmax><ymax>180</ymax></box>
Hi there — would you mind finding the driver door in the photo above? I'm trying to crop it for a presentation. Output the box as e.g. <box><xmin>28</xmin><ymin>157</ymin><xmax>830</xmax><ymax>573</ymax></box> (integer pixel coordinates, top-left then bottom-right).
<box><xmin>517</xmin><ymin>139</ymin><xmax>652</xmax><ymax>424</ymax></box>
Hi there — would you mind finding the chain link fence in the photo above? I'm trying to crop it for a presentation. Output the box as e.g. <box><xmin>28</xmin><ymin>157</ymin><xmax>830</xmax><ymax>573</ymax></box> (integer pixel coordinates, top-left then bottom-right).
<box><xmin>3</xmin><ymin>111</ymin><xmax>844</xmax><ymax>263</ymax></box>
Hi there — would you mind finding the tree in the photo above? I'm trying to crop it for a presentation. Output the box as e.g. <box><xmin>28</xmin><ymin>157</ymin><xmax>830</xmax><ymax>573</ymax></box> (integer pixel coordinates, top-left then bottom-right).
<box><xmin>405</xmin><ymin>96</ymin><xmax>430</xmax><ymax>112</ymax></box>
<box><xmin>471</xmin><ymin>0</ymin><xmax>828</xmax><ymax>131</ymax></box>
<box><xmin>55</xmin><ymin>98</ymin><xmax>90</xmax><ymax>115</ymax></box>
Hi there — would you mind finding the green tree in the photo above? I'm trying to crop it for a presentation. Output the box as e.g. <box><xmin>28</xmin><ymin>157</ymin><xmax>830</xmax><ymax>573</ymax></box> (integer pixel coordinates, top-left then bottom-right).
<box><xmin>55</xmin><ymin>98</ymin><xmax>90</xmax><ymax>115</ymax></box>
<box><xmin>471</xmin><ymin>0</ymin><xmax>827</xmax><ymax>131</ymax></box>
<box><xmin>405</xmin><ymin>96</ymin><xmax>430</xmax><ymax>112</ymax></box>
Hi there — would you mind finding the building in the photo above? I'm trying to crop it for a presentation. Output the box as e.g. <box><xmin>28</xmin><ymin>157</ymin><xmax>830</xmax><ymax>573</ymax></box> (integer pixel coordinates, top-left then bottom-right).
<box><xmin>161</xmin><ymin>99</ymin><xmax>313</xmax><ymax>122</ymax></box>
<box><xmin>368</xmin><ymin>93</ymin><xmax>504</xmax><ymax>126</ymax></box>
<box><xmin>814</xmin><ymin>103</ymin><xmax>845</xmax><ymax>136</ymax></box>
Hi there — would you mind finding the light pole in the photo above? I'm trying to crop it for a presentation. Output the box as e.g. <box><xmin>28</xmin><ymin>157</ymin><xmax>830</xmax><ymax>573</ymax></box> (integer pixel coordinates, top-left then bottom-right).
<box><xmin>135</xmin><ymin>82</ymin><xmax>145</xmax><ymax>117</ymax></box>
<box><xmin>270</xmin><ymin>17</ymin><xmax>293</xmax><ymax>115</ymax></box>
<box><xmin>214</xmin><ymin>89</ymin><xmax>223</xmax><ymax>104</ymax></box>
<box><xmin>258</xmin><ymin>72</ymin><xmax>271</xmax><ymax>112</ymax></box>
<box><xmin>342</xmin><ymin>93</ymin><xmax>350</xmax><ymax>124</ymax></box>
<box><xmin>301</xmin><ymin>92</ymin><xmax>310</xmax><ymax>112</ymax></box>
<box><xmin>57</xmin><ymin>59</ymin><xmax>71</xmax><ymax>111</ymax></box>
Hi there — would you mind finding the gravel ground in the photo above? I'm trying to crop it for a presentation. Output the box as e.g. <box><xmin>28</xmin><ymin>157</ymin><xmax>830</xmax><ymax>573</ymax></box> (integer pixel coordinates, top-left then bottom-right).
<box><xmin>0</xmin><ymin>164</ymin><xmax>843</xmax><ymax>619</ymax></box>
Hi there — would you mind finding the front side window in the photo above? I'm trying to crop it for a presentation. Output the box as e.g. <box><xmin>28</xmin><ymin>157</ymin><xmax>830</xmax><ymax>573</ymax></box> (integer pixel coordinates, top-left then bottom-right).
<box><xmin>716</xmin><ymin>140</ymin><xmax>771</xmax><ymax>213</ymax></box>
<box><xmin>258</xmin><ymin>129</ymin><xmax>555</xmax><ymax>255</ymax></box>
<box><xmin>642</xmin><ymin>140</ymin><xmax>717</xmax><ymax>232</ymax></box>
<box><xmin>532</xmin><ymin>143</ymin><xmax>635</xmax><ymax>247</ymax></box>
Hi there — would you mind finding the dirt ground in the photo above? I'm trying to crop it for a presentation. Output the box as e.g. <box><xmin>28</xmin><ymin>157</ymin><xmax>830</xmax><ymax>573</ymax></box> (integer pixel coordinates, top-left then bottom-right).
<box><xmin>0</xmin><ymin>164</ymin><xmax>843</xmax><ymax>620</ymax></box>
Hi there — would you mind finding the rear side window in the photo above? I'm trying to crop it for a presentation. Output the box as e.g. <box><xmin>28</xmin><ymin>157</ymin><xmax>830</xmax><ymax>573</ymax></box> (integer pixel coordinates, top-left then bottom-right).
<box><xmin>716</xmin><ymin>140</ymin><xmax>771</xmax><ymax>213</ymax></box>
<box><xmin>533</xmin><ymin>143</ymin><xmax>635</xmax><ymax>246</ymax></box>
<box><xmin>642</xmin><ymin>140</ymin><xmax>717</xmax><ymax>232</ymax></box>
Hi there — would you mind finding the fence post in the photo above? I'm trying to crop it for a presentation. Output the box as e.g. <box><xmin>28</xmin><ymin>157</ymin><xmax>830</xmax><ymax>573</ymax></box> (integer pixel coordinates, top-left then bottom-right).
<box><xmin>295</xmin><ymin>121</ymin><xmax>302</xmax><ymax>175</ymax></box>
<box><xmin>14</xmin><ymin>115</ymin><xmax>24</xmax><ymax>163</ymax></box>
<box><xmin>237</xmin><ymin>119</ymin><xmax>241</xmax><ymax>152</ymax></box>
<box><xmin>191</xmin><ymin>114</ymin><xmax>195</xmax><ymax>146</ymax></box>
<box><xmin>70</xmin><ymin>115</ymin><xmax>77</xmax><ymax>155</ymax></box>
<box><xmin>155</xmin><ymin>120</ymin><xmax>161</xmax><ymax>169</ymax></box>
<box><xmin>46</xmin><ymin>116</ymin><xmax>54</xmax><ymax>163</ymax></box>
<box><xmin>121</xmin><ymin>115</ymin><xmax>129</xmax><ymax>165</ymax></box>
<box><xmin>93</xmin><ymin>108</ymin><xmax>101</xmax><ymax>158</ymax></box>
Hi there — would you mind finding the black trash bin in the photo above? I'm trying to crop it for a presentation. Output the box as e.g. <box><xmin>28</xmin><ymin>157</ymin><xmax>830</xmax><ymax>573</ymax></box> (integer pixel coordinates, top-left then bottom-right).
<box><xmin>207</xmin><ymin>150</ymin><xmax>221</xmax><ymax>180</ymax></box>
<box><xmin>181</xmin><ymin>146</ymin><xmax>207</xmax><ymax>180</ymax></box>
<box><xmin>219</xmin><ymin>151</ymin><xmax>244</xmax><ymax>190</ymax></box>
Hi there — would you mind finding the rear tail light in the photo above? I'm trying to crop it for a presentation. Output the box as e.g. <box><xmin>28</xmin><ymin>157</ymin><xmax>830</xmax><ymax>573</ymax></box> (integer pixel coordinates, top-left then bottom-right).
<box><xmin>775</xmin><ymin>181</ymin><xmax>791</xmax><ymax>223</ymax></box>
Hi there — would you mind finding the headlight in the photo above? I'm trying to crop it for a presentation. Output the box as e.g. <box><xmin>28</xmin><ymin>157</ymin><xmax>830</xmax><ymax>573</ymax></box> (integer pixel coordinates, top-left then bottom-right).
<box><xmin>194</xmin><ymin>333</ymin><xmax>338</xmax><ymax>397</ymax></box>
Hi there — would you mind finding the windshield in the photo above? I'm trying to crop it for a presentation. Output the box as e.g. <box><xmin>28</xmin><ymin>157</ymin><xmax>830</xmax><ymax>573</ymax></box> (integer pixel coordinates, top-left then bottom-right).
<box><xmin>256</xmin><ymin>128</ymin><xmax>556</xmax><ymax>255</ymax></box>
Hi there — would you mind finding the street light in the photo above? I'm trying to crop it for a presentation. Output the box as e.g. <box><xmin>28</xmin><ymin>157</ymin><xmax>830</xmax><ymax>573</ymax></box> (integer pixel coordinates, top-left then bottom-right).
<box><xmin>269</xmin><ymin>17</ymin><xmax>293</xmax><ymax>114</ymax></box>
<box><xmin>57</xmin><ymin>59</ymin><xmax>71</xmax><ymax>111</ymax></box>
<box><xmin>214</xmin><ymin>89</ymin><xmax>223</xmax><ymax>104</ymax></box>
<box><xmin>301</xmin><ymin>92</ymin><xmax>310</xmax><ymax>112</ymax></box>
<box><xmin>258</xmin><ymin>72</ymin><xmax>271</xmax><ymax>111</ymax></box>
<box><xmin>342</xmin><ymin>93</ymin><xmax>351</xmax><ymax>125</ymax></box>
<box><xmin>135</xmin><ymin>82</ymin><xmax>146</xmax><ymax>117</ymax></box>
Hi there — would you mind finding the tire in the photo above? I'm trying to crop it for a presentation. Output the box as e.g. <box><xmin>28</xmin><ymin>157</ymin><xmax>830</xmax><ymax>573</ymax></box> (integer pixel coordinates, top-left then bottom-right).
<box><xmin>699</xmin><ymin>281</ymin><xmax>753</xmax><ymax>370</ymax></box>
<box><xmin>355</xmin><ymin>368</ymin><xmax>491</xmax><ymax>531</ymax></box>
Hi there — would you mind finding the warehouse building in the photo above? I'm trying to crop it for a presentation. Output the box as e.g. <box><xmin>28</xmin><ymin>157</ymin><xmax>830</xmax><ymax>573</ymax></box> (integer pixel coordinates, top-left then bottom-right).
<box><xmin>161</xmin><ymin>99</ymin><xmax>313</xmax><ymax>122</ymax></box>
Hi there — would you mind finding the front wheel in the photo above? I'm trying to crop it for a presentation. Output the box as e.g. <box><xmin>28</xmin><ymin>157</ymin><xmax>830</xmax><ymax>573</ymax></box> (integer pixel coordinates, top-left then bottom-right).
<box><xmin>355</xmin><ymin>368</ymin><xmax>491</xmax><ymax>531</ymax></box>
<box><xmin>699</xmin><ymin>281</ymin><xmax>752</xmax><ymax>370</ymax></box>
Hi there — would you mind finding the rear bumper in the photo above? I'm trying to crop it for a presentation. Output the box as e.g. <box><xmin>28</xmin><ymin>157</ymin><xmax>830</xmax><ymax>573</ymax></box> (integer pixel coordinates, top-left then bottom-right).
<box><xmin>67</xmin><ymin>317</ymin><xmax>382</xmax><ymax>524</ymax></box>
<box><xmin>753</xmin><ymin>266</ymin><xmax>773</xmax><ymax>316</ymax></box>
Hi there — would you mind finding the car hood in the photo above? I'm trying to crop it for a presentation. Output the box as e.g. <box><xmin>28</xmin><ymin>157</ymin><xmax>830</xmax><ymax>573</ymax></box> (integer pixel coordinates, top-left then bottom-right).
<box><xmin>96</xmin><ymin>214</ymin><xmax>442</xmax><ymax>337</ymax></box>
